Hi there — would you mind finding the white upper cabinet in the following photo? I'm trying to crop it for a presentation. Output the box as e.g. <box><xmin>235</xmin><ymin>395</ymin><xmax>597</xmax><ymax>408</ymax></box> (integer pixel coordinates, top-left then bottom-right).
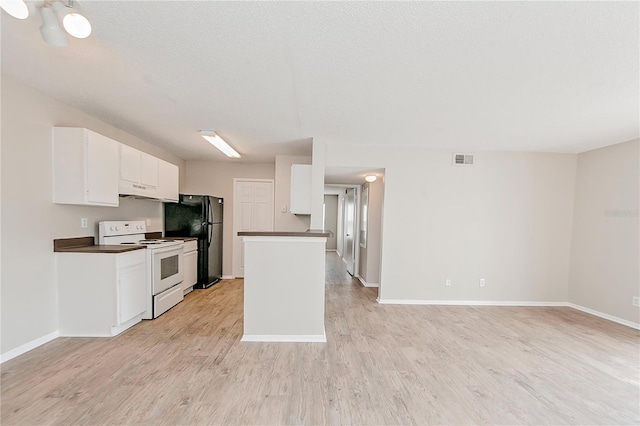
<box><xmin>157</xmin><ymin>160</ymin><xmax>179</xmax><ymax>202</ymax></box>
<box><xmin>119</xmin><ymin>144</ymin><xmax>141</xmax><ymax>184</ymax></box>
<box><xmin>290</xmin><ymin>164</ymin><xmax>312</xmax><ymax>215</ymax></box>
<box><xmin>140</xmin><ymin>152</ymin><xmax>159</xmax><ymax>188</ymax></box>
<box><xmin>53</xmin><ymin>127</ymin><xmax>120</xmax><ymax>207</ymax></box>
<box><xmin>119</xmin><ymin>145</ymin><xmax>159</xmax><ymax>197</ymax></box>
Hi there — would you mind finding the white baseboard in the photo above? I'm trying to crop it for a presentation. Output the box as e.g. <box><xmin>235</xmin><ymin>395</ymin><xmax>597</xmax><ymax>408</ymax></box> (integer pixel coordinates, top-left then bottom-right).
<box><xmin>357</xmin><ymin>275</ymin><xmax>379</xmax><ymax>288</ymax></box>
<box><xmin>376</xmin><ymin>299</ymin><xmax>567</xmax><ymax>306</ymax></box>
<box><xmin>375</xmin><ymin>299</ymin><xmax>640</xmax><ymax>330</ymax></box>
<box><xmin>241</xmin><ymin>334</ymin><xmax>326</xmax><ymax>343</ymax></box>
<box><xmin>568</xmin><ymin>303</ymin><xmax>640</xmax><ymax>330</ymax></box>
<box><xmin>221</xmin><ymin>275</ymin><xmax>235</xmax><ymax>280</ymax></box>
<box><xmin>1</xmin><ymin>331</ymin><xmax>59</xmax><ymax>364</ymax></box>
<box><xmin>325</xmin><ymin>249</ymin><xmax>337</xmax><ymax>252</ymax></box>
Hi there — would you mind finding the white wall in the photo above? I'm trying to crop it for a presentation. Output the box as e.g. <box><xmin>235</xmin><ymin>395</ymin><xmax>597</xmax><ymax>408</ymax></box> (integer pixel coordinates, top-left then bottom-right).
<box><xmin>569</xmin><ymin>139</ymin><xmax>639</xmax><ymax>324</ymax></box>
<box><xmin>326</xmin><ymin>144</ymin><xmax>577</xmax><ymax>303</ymax></box>
<box><xmin>324</xmin><ymin>195</ymin><xmax>338</xmax><ymax>250</ymax></box>
<box><xmin>275</xmin><ymin>155</ymin><xmax>311</xmax><ymax>231</ymax></box>
<box><xmin>183</xmin><ymin>160</ymin><xmax>275</xmax><ymax>276</ymax></box>
<box><xmin>1</xmin><ymin>75</ymin><xmax>185</xmax><ymax>356</ymax></box>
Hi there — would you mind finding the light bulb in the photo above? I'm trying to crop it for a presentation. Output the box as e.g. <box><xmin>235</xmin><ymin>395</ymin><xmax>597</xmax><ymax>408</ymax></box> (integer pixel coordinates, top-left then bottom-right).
<box><xmin>63</xmin><ymin>11</ymin><xmax>91</xmax><ymax>38</ymax></box>
<box><xmin>0</xmin><ymin>0</ymin><xmax>29</xmax><ymax>19</ymax></box>
<box><xmin>365</xmin><ymin>175</ymin><xmax>377</xmax><ymax>183</ymax></box>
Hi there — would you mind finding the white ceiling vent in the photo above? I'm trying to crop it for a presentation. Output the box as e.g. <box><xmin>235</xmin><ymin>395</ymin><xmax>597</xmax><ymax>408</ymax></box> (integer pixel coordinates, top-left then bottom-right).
<box><xmin>453</xmin><ymin>153</ymin><xmax>474</xmax><ymax>166</ymax></box>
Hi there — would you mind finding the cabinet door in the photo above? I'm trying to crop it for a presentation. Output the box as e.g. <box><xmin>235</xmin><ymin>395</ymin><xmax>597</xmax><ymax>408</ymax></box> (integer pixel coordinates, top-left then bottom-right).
<box><xmin>158</xmin><ymin>160</ymin><xmax>179</xmax><ymax>202</ymax></box>
<box><xmin>290</xmin><ymin>164</ymin><xmax>312</xmax><ymax>214</ymax></box>
<box><xmin>140</xmin><ymin>153</ymin><xmax>159</xmax><ymax>187</ymax></box>
<box><xmin>120</xmin><ymin>144</ymin><xmax>141</xmax><ymax>184</ymax></box>
<box><xmin>86</xmin><ymin>131</ymin><xmax>120</xmax><ymax>206</ymax></box>
<box><xmin>182</xmin><ymin>250</ymin><xmax>198</xmax><ymax>291</ymax></box>
<box><xmin>118</xmin><ymin>262</ymin><xmax>147</xmax><ymax>325</ymax></box>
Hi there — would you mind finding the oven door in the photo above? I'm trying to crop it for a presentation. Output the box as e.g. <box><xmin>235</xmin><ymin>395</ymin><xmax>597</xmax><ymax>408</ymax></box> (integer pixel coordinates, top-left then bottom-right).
<box><xmin>151</xmin><ymin>245</ymin><xmax>184</xmax><ymax>295</ymax></box>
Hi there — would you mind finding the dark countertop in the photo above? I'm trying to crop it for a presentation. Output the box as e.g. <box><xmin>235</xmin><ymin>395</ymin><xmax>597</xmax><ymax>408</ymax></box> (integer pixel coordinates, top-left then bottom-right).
<box><xmin>53</xmin><ymin>236</ymin><xmax>145</xmax><ymax>254</ymax></box>
<box><xmin>238</xmin><ymin>229</ymin><xmax>332</xmax><ymax>238</ymax></box>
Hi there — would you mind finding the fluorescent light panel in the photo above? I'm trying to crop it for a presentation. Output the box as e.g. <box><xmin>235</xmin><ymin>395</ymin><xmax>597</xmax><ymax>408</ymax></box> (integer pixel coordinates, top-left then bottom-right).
<box><xmin>200</xmin><ymin>131</ymin><xmax>241</xmax><ymax>158</ymax></box>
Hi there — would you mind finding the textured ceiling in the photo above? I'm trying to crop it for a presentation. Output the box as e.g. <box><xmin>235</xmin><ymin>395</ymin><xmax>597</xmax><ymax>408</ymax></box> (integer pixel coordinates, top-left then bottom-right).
<box><xmin>1</xmin><ymin>1</ymin><xmax>638</xmax><ymax>162</ymax></box>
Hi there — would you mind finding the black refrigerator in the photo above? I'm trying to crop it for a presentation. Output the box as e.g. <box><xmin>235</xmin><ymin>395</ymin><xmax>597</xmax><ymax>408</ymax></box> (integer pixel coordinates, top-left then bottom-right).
<box><xmin>164</xmin><ymin>194</ymin><xmax>223</xmax><ymax>289</ymax></box>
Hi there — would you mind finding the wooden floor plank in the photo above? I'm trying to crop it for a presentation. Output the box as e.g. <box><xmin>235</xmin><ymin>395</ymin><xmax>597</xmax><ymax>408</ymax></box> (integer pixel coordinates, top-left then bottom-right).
<box><xmin>1</xmin><ymin>252</ymin><xmax>638</xmax><ymax>425</ymax></box>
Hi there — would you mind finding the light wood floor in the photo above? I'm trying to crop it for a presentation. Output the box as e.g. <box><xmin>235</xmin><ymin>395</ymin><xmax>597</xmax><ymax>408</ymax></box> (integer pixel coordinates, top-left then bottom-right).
<box><xmin>2</xmin><ymin>253</ymin><xmax>639</xmax><ymax>425</ymax></box>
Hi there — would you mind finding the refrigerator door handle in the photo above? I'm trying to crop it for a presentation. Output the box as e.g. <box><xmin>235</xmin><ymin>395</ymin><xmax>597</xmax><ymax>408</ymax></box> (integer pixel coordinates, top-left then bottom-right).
<box><xmin>206</xmin><ymin>197</ymin><xmax>213</xmax><ymax>246</ymax></box>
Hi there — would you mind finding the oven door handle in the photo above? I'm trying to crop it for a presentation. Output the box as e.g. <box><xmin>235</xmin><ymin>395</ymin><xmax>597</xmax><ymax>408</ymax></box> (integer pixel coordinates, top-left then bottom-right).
<box><xmin>152</xmin><ymin>245</ymin><xmax>183</xmax><ymax>255</ymax></box>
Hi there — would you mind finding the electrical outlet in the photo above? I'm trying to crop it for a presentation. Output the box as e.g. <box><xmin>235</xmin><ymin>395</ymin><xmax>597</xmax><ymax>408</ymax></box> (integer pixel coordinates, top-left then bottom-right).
<box><xmin>281</xmin><ymin>205</ymin><xmax>287</xmax><ymax>213</ymax></box>
<box><xmin>80</xmin><ymin>218</ymin><xmax>88</xmax><ymax>228</ymax></box>
<box><xmin>146</xmin><ymin>219</ymin><xmax>152</xmax><ymax>226</ymax></box>
<box><xmin>445</xmin><ymin>279</ymin><xmax>451</xmax><ymax>287</ymax></box>
<box><xmin>633</xmin><ymin>296</ymin><xmax>640</xmax><ymax>307</ymax></box>
<box><xmin>479</xmin><ymin>278</ymin><xmax>486</xmax><ymax>287</ymax></box>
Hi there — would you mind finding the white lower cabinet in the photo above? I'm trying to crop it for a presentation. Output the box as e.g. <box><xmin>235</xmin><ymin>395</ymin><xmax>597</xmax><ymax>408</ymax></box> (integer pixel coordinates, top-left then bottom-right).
<box><xmin>57</xmin><ymin>249</ymin><xmax>147</xmax><ymax>337</ymax></box>
<box><xmin>182</xmin><ymin>240</ymin><xmax>198</xmax><ymax>294</ymax></box>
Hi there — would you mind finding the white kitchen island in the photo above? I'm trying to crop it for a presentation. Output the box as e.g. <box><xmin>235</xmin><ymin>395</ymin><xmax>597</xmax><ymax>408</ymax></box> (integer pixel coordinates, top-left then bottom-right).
<box><xmin>239</xmin><ymin>230</ymin><xmax>329</xmax><ymax>342</ymax></box>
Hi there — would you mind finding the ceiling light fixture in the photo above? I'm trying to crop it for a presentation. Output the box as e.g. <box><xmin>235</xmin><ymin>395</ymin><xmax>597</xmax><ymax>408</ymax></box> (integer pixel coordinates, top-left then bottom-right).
<box><xmin>40</xmin><ymin>6</ymin><xmax>69</xmax><ymax>47</ymax></box>
<box><xmin>0</xmin><ymin>0</ymin><xmax>92</xmax><ymax>45</ymax></box>
<box><xmin>365</xmin><ymin>175</ymin><xmax>377</xmax><ymax>183</ymax></box>
<box><xmin>200</xmin><ymin>131</ymin><xmax>241</xmax><ymax>158</ymax></box>
<box><xmin>0</xmin><ymin>0</ymin><xmax>29</xmax><ymax>19</ymax></box>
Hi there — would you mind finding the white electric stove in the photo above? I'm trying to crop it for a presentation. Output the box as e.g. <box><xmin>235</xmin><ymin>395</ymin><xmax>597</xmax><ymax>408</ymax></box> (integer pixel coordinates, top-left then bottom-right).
<box><xmin>99</xmin><ymin>221</ymin><xmax>185</xmax><ymax>319</ymax></box>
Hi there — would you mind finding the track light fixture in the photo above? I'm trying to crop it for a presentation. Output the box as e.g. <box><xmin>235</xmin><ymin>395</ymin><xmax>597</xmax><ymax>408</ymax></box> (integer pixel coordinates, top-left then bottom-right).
<box><xmin>1</xmin><ymin>0</ymin><xmax>92</xmax><ymax>46</ymax></box>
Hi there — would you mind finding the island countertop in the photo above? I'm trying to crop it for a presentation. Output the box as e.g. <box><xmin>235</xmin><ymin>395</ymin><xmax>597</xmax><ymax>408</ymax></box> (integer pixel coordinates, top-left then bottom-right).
<box><xmin>238</xmin><ymin>229</ymin><xmax>331</xmax><ymax>238</ymax></box>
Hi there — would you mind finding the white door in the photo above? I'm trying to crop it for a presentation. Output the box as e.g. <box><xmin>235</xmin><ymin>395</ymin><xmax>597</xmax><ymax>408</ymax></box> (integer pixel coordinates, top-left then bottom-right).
<box><xmin>343</xmin><ymin>188</ymin><xmax>356</xmax><ymax>275</ymax></box>
<box><xmin>233</xmin><ymin>180</ymin><xmax>274</xmax><ymax>277</ymax></box>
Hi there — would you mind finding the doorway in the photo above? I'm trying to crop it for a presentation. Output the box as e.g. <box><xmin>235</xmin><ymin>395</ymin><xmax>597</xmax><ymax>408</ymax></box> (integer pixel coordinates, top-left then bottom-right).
<box><xmin>324</xmin><ymin>167</ymin><xmax>385</xmax><ymax>294</ymax></box>
<box><xmin>343</xmin><ymin>187</ymin><xmax>357</xmax><ymax>275</ymax></box>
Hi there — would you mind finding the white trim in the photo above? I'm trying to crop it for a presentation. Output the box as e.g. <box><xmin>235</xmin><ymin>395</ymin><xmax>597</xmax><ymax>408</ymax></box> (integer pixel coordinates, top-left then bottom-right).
<box><xmin>221</xmin><ymin>275</ymin><xmax>235</xmax><ymax>280</ymax></box>
<box><xmin>241</xmin><ymin>334</ymin><xmax>326</xmax><ymax>343</ymax></box>
<box><xmin>376</xmin><ymin>299</ymin><xmax>567</xmax><ymax>307</ymax></box>
<box><xmin>374</xmin><ymin>299</ymin><xmax>640</xmax><ymax>330</ymax></box>
<box><xmin>1</xmin><ymin>331</ymin><xmax>59</xmax><ymax>364</ymax></box>
<box><xmin>568</xmin><ymin>303</ymin><xmax>640</xmax><ymax>330</ymax></box>
<box><xmin>357</xmin><ymin>275</ymin><xmax>379</xmax><ymax>288</ymax></box>
<box><xmin>325</xmin><ymin>249</ymin><xmax>337</xmax><ymax>252</ymax></box>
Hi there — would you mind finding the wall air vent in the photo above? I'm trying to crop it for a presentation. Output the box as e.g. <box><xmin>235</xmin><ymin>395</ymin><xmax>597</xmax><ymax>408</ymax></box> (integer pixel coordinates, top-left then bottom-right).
<box><xmin>453</xmin><ymin>153</ymin><xmax>474</xmax><ymax>165</ymax></box>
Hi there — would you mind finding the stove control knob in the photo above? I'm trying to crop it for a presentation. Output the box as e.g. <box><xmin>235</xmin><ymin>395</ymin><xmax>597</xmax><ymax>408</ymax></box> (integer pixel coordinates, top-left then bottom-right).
<box><xmin>110</xmin><ymin>226</ymin><xmax>115</xmax><ymax>231</ymax></box>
